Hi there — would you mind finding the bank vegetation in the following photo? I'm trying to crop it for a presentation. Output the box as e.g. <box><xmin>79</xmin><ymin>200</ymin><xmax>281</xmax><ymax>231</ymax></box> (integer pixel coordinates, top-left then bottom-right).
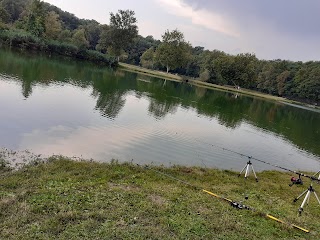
<box><xmin>1</xmin><ymin>158</ymin><xmax>319</xmax><ymax>239</ymax></box>
<box><xmin>0</xmin><ymin>0</ymin><xmax>319</xmax><ymax>104</ymax></box>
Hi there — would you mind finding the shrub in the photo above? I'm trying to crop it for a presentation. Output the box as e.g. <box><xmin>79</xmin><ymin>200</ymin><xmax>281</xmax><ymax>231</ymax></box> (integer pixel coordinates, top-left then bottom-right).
<box><xmin>0</xmin><ymin>29</ymin><xmax>45</xmax><ymax>50</ymax></box>
<box><xmin>0</xmin><ymin>29</ymin><xmax>118</xmax><ymax>68</ymax></box>
<box><xmin>46</xmin><ymin>40</ymin><xmax>78</xmax><ymax>56</ymax></box>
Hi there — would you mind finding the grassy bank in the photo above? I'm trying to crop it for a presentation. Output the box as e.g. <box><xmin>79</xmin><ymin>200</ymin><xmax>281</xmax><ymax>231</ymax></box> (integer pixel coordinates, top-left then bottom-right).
<box><xmin>0</xmin><ymin>158</ymin><xmax>319</xmax><ymax>239</ymax></box>
<box><xmin>119</xmin><ymin>63</ymin><xmax>319</xmax><ymax>111</ymax></box>
<box><xmin>119</xmin><ymin>63</ymin><xmax>182</xmax><ymax>81</ymax></box>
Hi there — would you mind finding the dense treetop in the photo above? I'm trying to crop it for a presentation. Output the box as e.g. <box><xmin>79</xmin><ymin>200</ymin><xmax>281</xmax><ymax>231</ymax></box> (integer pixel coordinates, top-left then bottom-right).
<box><xmin>0</xmin><ymin>0</ymin><xmax>319</xmax><ymax>104</ymax></box>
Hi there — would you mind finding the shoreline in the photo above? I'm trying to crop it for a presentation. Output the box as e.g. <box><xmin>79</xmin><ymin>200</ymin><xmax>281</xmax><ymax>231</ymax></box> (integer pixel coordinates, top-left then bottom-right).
<box><xmin>119</xmin><ymin>62</ymin><xmax>320</xmax><ymax>111</ymax></box>
<box><xmin>0</xmin><ymin>157</ymin><xmax>319</xmax><ymax>238</ymax></box>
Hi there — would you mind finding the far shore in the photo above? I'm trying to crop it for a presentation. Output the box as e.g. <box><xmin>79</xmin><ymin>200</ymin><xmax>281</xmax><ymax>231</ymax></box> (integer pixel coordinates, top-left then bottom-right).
<box><xmin>119</xmin><ymin>62</ymin><xmax>320</xmax><ymax>111</ymax></box>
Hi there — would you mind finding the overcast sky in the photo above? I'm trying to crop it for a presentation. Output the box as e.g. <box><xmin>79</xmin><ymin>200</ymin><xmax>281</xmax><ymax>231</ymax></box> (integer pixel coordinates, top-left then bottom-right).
<box><xmin>44</xmin><ymin>0</ymin><xmax>320</xmax><ymax>61</ymax></box>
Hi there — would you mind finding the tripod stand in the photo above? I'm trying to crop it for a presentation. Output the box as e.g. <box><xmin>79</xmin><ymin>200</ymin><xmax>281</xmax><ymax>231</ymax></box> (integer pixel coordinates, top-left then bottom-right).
<box><xmin>315</xmin><ymin>170</ymin><xmax>320</xmax><ymax>181</ymax></box>
<box><xmin>293</xmin><ymin>183</ymin><xmax>320</xmax><ymax>215</ymax></box>
<box><xmin>238</xmin><ymin>159</ymin><xmax>258</xmax><ymax>182</ymax></box>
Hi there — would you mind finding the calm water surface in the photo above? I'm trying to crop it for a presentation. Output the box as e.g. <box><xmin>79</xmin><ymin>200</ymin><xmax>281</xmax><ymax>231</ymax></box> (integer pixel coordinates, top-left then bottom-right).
<box><xmin>0</xmin><ymin>48</ymin><xmax>319</xmax><ymax>171</ymax></box>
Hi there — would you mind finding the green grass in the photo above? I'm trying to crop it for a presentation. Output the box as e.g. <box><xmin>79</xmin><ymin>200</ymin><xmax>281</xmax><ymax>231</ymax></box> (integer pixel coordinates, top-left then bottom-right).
<box><xmin>119</xmin><ymin>63</ymin><xmax>183</xmax><ymax>81</ymax></box>
<box><xmin>0</xmin><ymin>157</ymin><xmax>319</xmax><ymax>239</ymax></box>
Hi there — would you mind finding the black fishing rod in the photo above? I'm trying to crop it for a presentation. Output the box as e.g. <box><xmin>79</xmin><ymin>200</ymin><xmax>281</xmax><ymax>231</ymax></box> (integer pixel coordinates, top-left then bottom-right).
<box><xmin>144</xmin><ymin>165</ymin><xmax>309</xmax><ymax>233</ymax></box>
<box><xmin>195</xmin><ymin>139</ymin><xmax>320</xmax><ymax>183</ymax></box>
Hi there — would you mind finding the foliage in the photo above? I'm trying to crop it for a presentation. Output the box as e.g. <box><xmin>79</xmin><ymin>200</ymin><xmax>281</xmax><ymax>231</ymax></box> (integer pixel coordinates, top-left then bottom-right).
<box><xmin>0</xmin><ymin>0</ymin><xmax>29</xmax><ymax>23</ymax></box>
<box><xmin>44</xmin><ymin>11</ymin><xmax>62</xmax><ymax>40</ymax></box>
<box><xmin>98</xmin><ymin>10</ymin><xmax>138</xmax><ymax>58</ymax></box>
<box><xmin>45</xmin><ymin>41</ymin><xmax>117</xmax><ymax>66</ymax></box>
<box><xmin>95</xmin><ymin>24</ymin><xmax>109</xmax><ymax>52</ymax></box>
<box><xmin>232</xmin><ymin>53</ymin><xmax>258</xmax><ymax>88</ymax></box>
<box><xmin>0</xmin><ymin>29</ymin><xmax>44</xmax><ymax>49</ymax></box>
<box><xmin>293</xmin><ymin>63</ymin><xmax>320</xmax><ymax>102</ymax></box>
<box><xmin>0</xmin><ymin>0</ymin><xmax>117</xmax><ymax>67</ymax></box>
<box><xmin>25</xmin><ymin>0</ymin><xmax>46</xmax><ymax>37</ymax></box>
<box><xmin>0</xmin><ymin>0</ymin><xmax>318</xmax><ymax>103</ymax></box>
<box><xmin>125</xmin><ymin>35</ymin><xmax>160</xmax><ymax>65</ymax></box>
<box><xmin>46</xmin><ymin>40</ymin><xmax>78</xmax><ymax>56</ymax></box>
<box><xmin>71</xmin><ymin>28</ymin><xmax>89</xmax><ymax>49</ymax></box>
<box><xmin>140</xmin><ymin>46</ymin><xmax>155</xmax><ymax>69</ymax></box>
<box><xmin>155</xmin><ymin>29</ymin><xmax>192</xmax><ymax>73</ymax></box>
<box><xmin>0</xmin><ymin>3</ymin><xmax>10</xmax><ymax>23</ymax></box>
<box><xmin>58</xmin><ymin>29</ymin><xmax>72</xmax><ymax>43</ymax></box>
<box><xmin>77</xmin><ymin>50</ymin><xmax>117</xmax><ymax>66</ymax></box>
<box><xmin>43</xmin><ymin>2</ymin><xmax>82</xmax><ymax>30</ymax></box>
<box><xmin>276</xmin><ymin>70</ymin><xmax>290</xmax><ymax>96</ymax></box>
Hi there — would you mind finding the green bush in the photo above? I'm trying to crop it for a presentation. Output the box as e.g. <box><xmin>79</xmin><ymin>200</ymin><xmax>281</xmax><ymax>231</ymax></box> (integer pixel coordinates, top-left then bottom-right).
<box><xmin>0</xmin><ymin>29</ymin><xmax>45</xmax><ymax>50</ymax></box>
<box><xmin>0</xmin><ymin>29</ymin><xmax>118</xmax><ymax>67</ymax></box>
<box><xmin>45</xmin><ymin>42</ymin><xmax>117</xmax><ymax>67</ymax></box>
<box><xmin>81</xmin><ymin>50</ymin><xmax>117</xmax><ymax>66</ymax></box>
<box><xmin>46</xmin><ymin>40</ymin><xmax>78</xmax><ymax>56</ymax></box>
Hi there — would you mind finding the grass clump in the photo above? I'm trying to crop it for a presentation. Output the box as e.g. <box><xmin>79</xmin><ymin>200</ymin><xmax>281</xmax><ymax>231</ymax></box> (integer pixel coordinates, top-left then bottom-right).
<box><xmin>0</xmin><ymin>157</ymin><xmax>319</xmax><ymax>239</ymax></box>
<box><xmin>0</xmin><ymin>158</ymin><xmax>12</xmax><ymax>173</ymax></box>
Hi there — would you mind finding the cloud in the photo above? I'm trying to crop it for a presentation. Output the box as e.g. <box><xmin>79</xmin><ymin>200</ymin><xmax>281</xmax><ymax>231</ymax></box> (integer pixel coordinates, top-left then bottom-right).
<box><xmin>156</xmin><ymin>0</ymin><xmax>239</xmax><ymax>37</ymax></box>
<box><xmin>177</xmin><ymin>0</ymin><xmax>320</xmax><ymax>61</ymax></box>
<box><xmin>182</xmin><ymin>0</ymin><xmax>320</xmax><ymax>38</ymax></box>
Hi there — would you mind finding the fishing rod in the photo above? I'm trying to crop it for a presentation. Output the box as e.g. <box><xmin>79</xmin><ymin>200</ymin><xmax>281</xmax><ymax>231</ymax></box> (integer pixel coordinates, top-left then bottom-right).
<box><xmin>144</xmin><ymin>165</ymin><xmax>310</xmax><ymax>233</ymax></box>
<box><xmin>195</xmin><ymin>139</ymin><xmax>320</xmax><ymax>183</ymax></box>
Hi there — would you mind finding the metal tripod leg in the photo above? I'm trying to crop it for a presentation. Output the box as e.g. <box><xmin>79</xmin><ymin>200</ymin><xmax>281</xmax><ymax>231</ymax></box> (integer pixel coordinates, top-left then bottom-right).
<box><xmin>298</xmin><ymin>190</ymin><xmax>311</xmax><ymax>214</ymax></box>
<box><xmin>250</xmin><ymin>164</ymin><xmax>258</xmax><ymax>182</ymax></box>
<box><xmin>245</xmin><ymin>164</ymin><xmax>250</xmax><ymax>178</ymax></box>
<box><xmin>313</xmin><ymin>191</ymin><xmax>320</xmax><ymax>204</ymax></box>
<box><xmin>238</xmin><ymin>165</ymin><xmax>248</xmax><ymax>177</ymax></box>
<box><xmin>294</xmin><ymin>185</ymin><xmax>320</xmax><ymax>215</ymax></box>
<box><xmin>294</xmin><ymin>189</ymin><xmax>309</xmax><ymax>203</ymax></box>
<box><xmin>238</xmin><ymin>160</ymin><xmax>258</xmax><ymax>181</ymax></box>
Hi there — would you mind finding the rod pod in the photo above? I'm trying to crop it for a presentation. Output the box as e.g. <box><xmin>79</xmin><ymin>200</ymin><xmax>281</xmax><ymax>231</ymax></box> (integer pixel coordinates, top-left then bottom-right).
<box><xmin>238</xmin><ymin>158</ymin><xmax>258</xmax><ymax>182</ymax></box>
<box><xmin>315</xmin><ymin>170</ymin><xmax>320</xmax><ymax>181</ymax></box>
<box><xmin>293</xmin><ymin>184</ymin><xmax>320</xmax><ymax>215</ymax></box>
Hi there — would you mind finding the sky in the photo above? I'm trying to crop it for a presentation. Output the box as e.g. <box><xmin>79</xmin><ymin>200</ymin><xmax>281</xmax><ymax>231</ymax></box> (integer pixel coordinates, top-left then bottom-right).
<box><xmin>44</xmin><ymin>0</ymin><xmax>320</xmax><ymax>61</ymax></box>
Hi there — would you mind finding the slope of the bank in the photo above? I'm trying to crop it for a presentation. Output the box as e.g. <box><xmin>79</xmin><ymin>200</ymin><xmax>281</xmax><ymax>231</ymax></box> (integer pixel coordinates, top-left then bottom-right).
<box><xmin>0</xmin><ymin>158</ymin><xmax>319</xmax><ymax>239</ymax></box>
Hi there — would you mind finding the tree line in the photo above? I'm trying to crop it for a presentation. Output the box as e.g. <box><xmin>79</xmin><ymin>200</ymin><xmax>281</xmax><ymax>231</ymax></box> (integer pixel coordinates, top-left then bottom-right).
<box><xmin>0</xmin><ymin>0</ymin><xmax>319</xmax><ymax>104</ymax></box>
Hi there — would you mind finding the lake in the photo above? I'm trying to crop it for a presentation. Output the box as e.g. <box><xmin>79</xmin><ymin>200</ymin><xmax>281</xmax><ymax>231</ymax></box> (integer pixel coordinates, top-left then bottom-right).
<box><xmin>0</xmin><ymin>48</ymin><xmax>319</xmax><ymax>172</ymax></box>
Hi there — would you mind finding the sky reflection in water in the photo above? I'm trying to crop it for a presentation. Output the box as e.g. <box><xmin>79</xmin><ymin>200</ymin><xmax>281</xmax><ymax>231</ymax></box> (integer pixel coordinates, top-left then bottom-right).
<box><xmin>0</xmin><ymin>49</ymin><xmax>319</xmax><ymax>172</ymax></box>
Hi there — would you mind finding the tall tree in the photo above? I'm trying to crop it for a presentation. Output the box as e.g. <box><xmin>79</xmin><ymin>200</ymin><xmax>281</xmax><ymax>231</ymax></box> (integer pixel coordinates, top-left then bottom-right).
<box><xmin>58</xmin><ymin>29</ymin><xmax>72</xmax><ymax>43</ymax></box>
<box><xmin>276</xmin><ymin>70</ymin><xmax>290</xmax><ymax>96</ymax></box>
<box><xmin>125</xmin><ymin>35</ymin><xmax>160</xmax><ymax>65</ymax></box>
<box><xmin>96</xmin><ymin>24</ymin><xmax>110</xmax><ymax>52</ymax></box>
<box><xmin>25</xmin><ymin>0</ymin><xmax>45</xmax><ymax>37</ymax></box>
<box><xmin>71</xmin><ymin>28</ymin><xmax>89</xmax><ymax>49</ymax></box>
<box><xmin>98</xmin><ymin>10</ymin><xmax>138</xmax><ymax>59</ymax></box>
<box><xmin>45</xmin><ymin>11</ymin><xmax>62</xmax><ymax>40</ymax></box>
<box><xmin>155</xmin><ymin>29</ymin><xmax>191</xmax><ymax>73</ymax></box>
<box><xmin>0</xmin><ymin>4</ymin><xmax>10</xmax><ymax>23</ymax></box>
<box><xmin>0</xmin><ymin>0</ymin><xmax>28</xmax><ymax>23</ymax></box>
<box><xmin>83</xmin><ymin>21</ymin><xmax>101</xmax><ymax>49</ymax></box>
<box><xmin>232</xmin><ymin>53</ymin><xmax>258</xmax><ymax>88</ymax></box>
<box><xmin>140</xmin><ymin>47</ymin><xmax>155</xmax><ymax>69</ymax></box>
<box><xmin>294</xmin><ymin>63</ymin><xmax>320</xmax><ymax>102</ymax></box>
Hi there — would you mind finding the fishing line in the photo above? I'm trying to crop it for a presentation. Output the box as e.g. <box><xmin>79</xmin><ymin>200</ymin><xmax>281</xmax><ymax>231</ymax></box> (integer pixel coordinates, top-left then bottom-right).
<box><xmin>143</xmin><ymin>165</ymin><xmax>310</xmax><ymax>233</ymax></box>
<box><xmin>187</xmin><ymin>135</ymin><xmax>320</xmax><ymax>183</ymax></box>
<box><xmin>216</xmin><ymin>144</ymin><xmax>319</xmax><ymax>183</ymax></box>
<box><xmin>147</xmin><ymin>106</ymin><xmax>319</xmax><ymax>182</ymax></box>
